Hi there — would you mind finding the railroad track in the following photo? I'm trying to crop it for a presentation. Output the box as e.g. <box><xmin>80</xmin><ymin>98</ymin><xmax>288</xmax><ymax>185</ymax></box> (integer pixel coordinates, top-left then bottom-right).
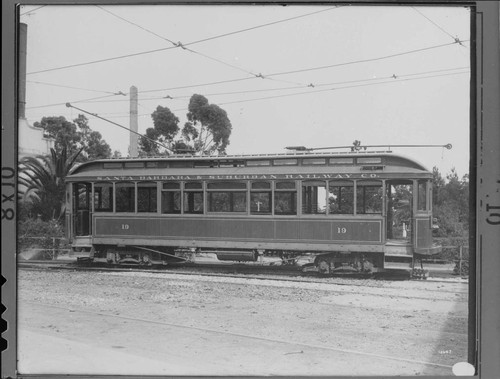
<box><xmin>18</xmin><ymin>260</ymin><xmax>469</xmax><ymax>298</ymax></box>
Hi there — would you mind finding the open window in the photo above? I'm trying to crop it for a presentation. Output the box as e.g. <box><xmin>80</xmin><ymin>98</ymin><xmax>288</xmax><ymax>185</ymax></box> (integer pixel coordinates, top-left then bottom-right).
<box><xmin>274</xmin><ymin>181</ymin><xmax>297</xmax><ymax>215</ymax></box>
<box><xmin>302</xmin><ymin>180</ymin><xmax>327</xmax><ymax>214</ymax></box>
<box><xmin>250</xmin><ymin>181</ymin><xmax>272</xmax><ymax>215</ymax></box>
<box><xmin>356</xmin><ymin>180</ymin><xmax>383</xmax><ymax>214</ymax></box>
<box><xmin>116</xmin><ymin>182</ymin><xmax>135</xmax><ymax>212</ymax></box>
<box><xmin>162</xmin><ymin>182</ymin><xmax>181</xmax><ymax>214</ymax></box>
<box><xmin>183</xmin><ymin>182</ymin><xmax>204</xmax><ymax>214</ymax></box>
<box><xmin>94</xmin><ymin>182</ymin><xmax>113</xmax><ymax>212</ymax></box>
<box><xmin>328</xmin><ymin>180</ymin><xmax>354</xmax><ymax>214</ymax></box>
<box><xmin>137</xmin><ymin>181</ymin><xmax>157</xmax><ymax>213</ymax></box>
<box><xmin>207</xmin><ymin>182</ymin><xmax>247</xmax><ymax>213</ymax></box>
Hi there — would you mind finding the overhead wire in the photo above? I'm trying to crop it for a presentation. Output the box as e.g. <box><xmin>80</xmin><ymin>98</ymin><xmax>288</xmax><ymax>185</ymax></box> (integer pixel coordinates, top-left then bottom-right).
<box><xmin>265</xmin><ymin>40</ymin><xmax>468</xmax><ymax>78</ymax></box>
<box><xmin>54</xmin><ymin>66</ymin><xmax>469</xmax><ymax>106</ymax></box>
<box><xmin>26</xmin><ymin>80</ymin><xmax>125</xmax><ymax>95</ymax></box>
<box><xmin>95</xmin><ymin>5</ymin><xmax>317</xmax><ymax>87</ymax></box>
<box><xmin>20</xmin><ymin>5</ymin><xmax>46</xmax><ymax>16</ymax></box>
<box><xmin>175</xmin><ymin>69</ymin><xmax>471</xmax><ymax>109</ymax></box>
<box><xmin>96</xmin><ymin>68</ymin><xmax>469</xmax><ymax>119</ymax></box>
<box><xmin>26</xmin><ymin>93</ymin><xmax>126</xmax><ymax>110</ymax></box>
<box><xmin>136</xmin><ymin>40</ymin><xmax>469</xmax><ymax>95</ymax></box>
<box><xmin>27</xmin><ymin>5</ymin><xmax>344</xmax><ymax>76</ymax></box>
<box><xmin>411</xmin><ymin>6</ymin><xmax>465</xmax><ymax>45</ymax></box>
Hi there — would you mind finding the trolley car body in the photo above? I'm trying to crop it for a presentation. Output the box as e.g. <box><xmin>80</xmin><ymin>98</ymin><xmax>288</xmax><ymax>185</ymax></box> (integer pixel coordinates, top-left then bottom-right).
<box><xmin>65</xmin><ymin>151</ymin><xmax>440</xmax><ymax>274</ymax></box>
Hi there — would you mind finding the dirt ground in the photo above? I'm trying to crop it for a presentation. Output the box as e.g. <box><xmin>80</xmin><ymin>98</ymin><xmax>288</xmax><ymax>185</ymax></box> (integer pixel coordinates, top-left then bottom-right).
<box><xmin>16</xmin><ymin>268</ymin><xmax>469</xmax><ymax>376</ymax></box>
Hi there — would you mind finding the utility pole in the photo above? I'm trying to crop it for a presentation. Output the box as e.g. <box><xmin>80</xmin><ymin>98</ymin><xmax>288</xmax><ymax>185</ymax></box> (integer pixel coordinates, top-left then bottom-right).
<box><xmin>129</xmin><ymin>85</ymin><xmax>138</xmax><ymax>157</ymax></box>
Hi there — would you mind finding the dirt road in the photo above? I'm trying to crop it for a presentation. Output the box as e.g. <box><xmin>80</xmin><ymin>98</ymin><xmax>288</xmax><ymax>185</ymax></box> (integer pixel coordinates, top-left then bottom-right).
<box><xmin>17</xmin><ymin>269</ymin><xmax>469</xmax><ymax>376</ymax></box>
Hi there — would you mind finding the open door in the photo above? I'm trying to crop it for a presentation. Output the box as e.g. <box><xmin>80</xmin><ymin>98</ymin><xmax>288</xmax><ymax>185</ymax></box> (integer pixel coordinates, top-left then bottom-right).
<box><xmin>73</xmin><ymin>182</ymin><xmax>91</xmax><ymax>236</ymax></box>
<box><xmin>386</xmin><ymin>180</ymin><xmax>413</xmax><ymax>243</ymax></box>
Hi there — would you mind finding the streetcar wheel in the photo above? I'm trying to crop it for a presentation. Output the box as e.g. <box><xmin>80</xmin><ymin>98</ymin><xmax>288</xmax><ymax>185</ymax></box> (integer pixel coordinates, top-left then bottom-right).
<box><xmin>317</xmin><ymin>258</ymin><xmax>330</xmax><ymax>275</ymax></box>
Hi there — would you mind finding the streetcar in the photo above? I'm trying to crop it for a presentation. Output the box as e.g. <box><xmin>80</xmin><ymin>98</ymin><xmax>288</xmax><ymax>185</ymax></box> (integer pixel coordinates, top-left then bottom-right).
<box><xmin>64</xmin><ymin>149</ymin><xmax>441</xmax><ymax>276</ymax></box>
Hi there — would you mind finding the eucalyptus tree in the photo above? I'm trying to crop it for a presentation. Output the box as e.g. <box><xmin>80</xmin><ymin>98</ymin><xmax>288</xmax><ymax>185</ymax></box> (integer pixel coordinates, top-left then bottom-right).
<box><xmin>143</xmin><ymin>94</ymin><xmax>232</xmax><ymax>156</ymax></box>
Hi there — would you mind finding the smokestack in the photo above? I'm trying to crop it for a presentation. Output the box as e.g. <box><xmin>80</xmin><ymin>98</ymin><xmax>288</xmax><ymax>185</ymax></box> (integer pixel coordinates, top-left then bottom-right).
<box><xmin>19</xmin><ymin>23</ymin><xmax>27</xmax><ymax>119</ymax></box>
<box><xmin>129</xmin><ymin>85</ymin><xmax>138</xmax><ymax>157</ymax></box>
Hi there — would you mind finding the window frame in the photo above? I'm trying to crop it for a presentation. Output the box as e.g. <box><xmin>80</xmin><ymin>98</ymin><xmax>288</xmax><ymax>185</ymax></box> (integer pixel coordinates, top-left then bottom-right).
<box><xmin>161</xmin><ymin>181</ymin><xmax>182</xmax><ymax>214</ymax></box>
<box><xmin>274</xmin><ymin>181</ymin><xmax>297</xmax><ymax>216</ymax></box>
<box><xmin>206</xmin><ymin>181</ymin><xmax>248</xmax><ymax>213</ymax></box>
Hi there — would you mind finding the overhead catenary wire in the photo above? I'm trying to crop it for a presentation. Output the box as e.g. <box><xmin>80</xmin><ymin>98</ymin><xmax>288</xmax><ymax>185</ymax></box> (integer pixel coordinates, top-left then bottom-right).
<box><xmin>27</xmin><ymin>80</ymin><xmax>124</xmax><ymax>95</ymax></box>
<box><xmin>96</xmin><ymin>5</ymin><xmax>315</xmax><ymax>87</ymax></box>
<box><xmin>27</xmin><ymin>5</ymin><xmax>344</xmax><ymax>76</ymax></box>
<box><xmin>95</xmin><ymin>69</ymin><xmax>469</xmax><ymax>119</ymax></box>
<box><xmin>20</xmin><ymin>5</ymin><xmax>46</xmax><ymax>16</ymax></box>
<box><xmin>265</xmin><ymin>40</ymin><xmax>468</xmax><ymax>78</ymax></box>
<box><xmin>137</xmin><ymin>41</ymin><xmax>469</xmax><ymax>95</ymax></box>
<box><xmin>211</xmin><ymin>70</ymin><xmax>470</xmax><ymax>108</ymax></box>
<box><xmin>26</xmin><ymin>93</ymin><xmax>126</xmax><ymax>110</ymax></box>
<box><xmin>75</xmin><ymin>66</ymin><xmax>469</xmax><ymax>105</ymax></box>
<box><xmin>411</xmin><ymin>6</ymin><xmax>464</xmax><ymax>44</ymax></box>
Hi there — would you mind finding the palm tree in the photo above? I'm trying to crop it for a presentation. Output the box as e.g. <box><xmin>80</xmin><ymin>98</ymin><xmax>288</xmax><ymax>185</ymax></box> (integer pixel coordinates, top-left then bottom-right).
<box><xmin>18</xmin><ymin>147</ymin><xmax>83</xmax><ymax>221</ymax></box>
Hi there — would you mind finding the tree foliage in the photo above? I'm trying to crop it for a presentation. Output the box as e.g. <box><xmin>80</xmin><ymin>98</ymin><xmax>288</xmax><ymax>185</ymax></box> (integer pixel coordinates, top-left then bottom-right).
<box><xmin>138</xmin><ymin>106</ymin><xmax>180</xmax><ymax>156</ymax></box>
<box><xmin>18</xmin><ymin>147</ymin><xmax>82</xmax><ymax>221</ymax></box>
<box><xmin>432</xmin><ymin>167</ymin><xmax>469</xmax><ymax>245</ymax></box>
<box><xmin>183</xmin><ymin>94</ymin><xmax>232</xmax><ymax>155</ymax></box>
<box><xmin>140</xmin><ymin>94</ymin><xmax>232</xmax><ymax>156</ymax></box>
<box><xmin>35</xmin><ymin>114</ymin><xmax>112</xmax><ymax>162</ymax></box>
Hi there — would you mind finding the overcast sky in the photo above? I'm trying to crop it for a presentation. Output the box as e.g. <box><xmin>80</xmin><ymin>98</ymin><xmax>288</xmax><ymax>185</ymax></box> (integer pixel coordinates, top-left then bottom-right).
<box><xmin>20</xmin><ymin>4</ymin><xmax>471</xmax><ymax>176</ymax></box>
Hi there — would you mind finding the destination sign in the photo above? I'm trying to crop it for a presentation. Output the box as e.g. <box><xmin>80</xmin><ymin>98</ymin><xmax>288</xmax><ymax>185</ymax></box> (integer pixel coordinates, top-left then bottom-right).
<box><xmin>92</xmin><ymin>173</ymin><xmax>381</xmax><ymax>181</ymax></box>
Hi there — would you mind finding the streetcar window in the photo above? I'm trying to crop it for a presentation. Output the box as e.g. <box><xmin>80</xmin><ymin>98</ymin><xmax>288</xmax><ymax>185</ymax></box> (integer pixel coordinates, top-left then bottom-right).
<box><xmin>94</xmin><ymin>183</ymin><xmax>113</xmax><ymax>212</ymax></box>
<box><xmin>207</xmin><ymin>182</ymin><xmax>247</xmax><ymax>190</ymax></box>
<box><xmin>74</xmin><ymin>183</ymin><xmax>90</xmax><ymax>210</ymax></box>
<box><xmin>163</xmin><ymin>182</ymin><xmax>180</xmax><ymax>190</ymax></box>
<box><xmin>250</xmin><ymin>192</ymin><xmax>271</xmax><ymax>214</ymax></box>
<box><xmin>124</xmin><ymin>162</ymin><xmax>144</xmax><ymax>168</ymax></box>
<box><xmin>246</xmin><ymin>160</ymin><xmax>271</xmax><ymax>167</ymax></box>
<box><xmin>103</xmin><ymin>162</ymin><xmax>122</xmax><ymax>169</ymax></box>
<box><xmin>184</xmin><ymin>181</ymin><xmax>204</xmax><ymax>214</ymax></box>
<box><xmin>207</xmin><ymin>182</ymin><xmax>247</xmax><ymax>212</ymax></box>
<box><xmin>251</xmin><ymin>181</ymin><xmax>271</xmax><ymax>189</ymax></box>
<box><xmin>193</xmin><ymin>161</ymin><xmax>215</xmax><ymax>168</ymax></box>
<box><xmin>302</xmin><ymin>181</ymin><xmax>327</xmax><ymax>214</ymax></box>
<box><xmin>329</xmin><ymin>158</ymin><xmax>354</xmax><ymax>165</ymax></box>
<box><xmin>250</xmin><ymin>182</ymin><xmax>271</xmax><ymax>215</ymax></box>
<box><xmin>184</xmin><ymin>192</ymin><xmax>204</xmax><ymax>214</ymax></box>
<box><xmin>162</xmin><ymin>181</ymin><xmax>181</xmax><ymax>214</ymax></box>
<box><xmin>137</xmin><ymin>182</ymin><xmax>157</xmax><ymax>213</ymax></box>
<box><xmin>273</xmin><ymin>159</ymin><xmax>298</xmax><ymax>166</ymax></box>
<box><xmin>170</xmin><ymin>161</ymin><xmax>193</xmax><ymax>168</ymax></box>
<box><xmin>302</xmin><ymin>158</ymin><xmax>326</xmax><ymax>165</ymax></box>
<box><xmin>185</xmin><ymin>182</ymin><xmax>203</xmax><ymax>189</ymax></box>
<box><xmin>115</xmin><ymin>182</ymin><xmax>135</xmax><ymax>212</ymax></box>
<box><xmin>356</xmin><ymin>180</ymin><xmax>383</xmax><ymax>214</ymax></box>
<box><xmin>418</xmin><ymin>180</ymin><xmax>427</xmax><ymax>211</ymax></box>
<box><xmin>328</xmin><ymin>180</ymin><xmax>354</xmax><ymax>214</ymax></box>
<box><xmin>357</xmin><ymin>157</ymin><xmax>382</xmax><ymax>164</ymax></box>
<box><xmin>274</xmin><ymin>181</ymin><xmax>297</xmax><ymax>215</ymax></box>
<box><xmin>275</xmin><ymin>181</ymin><xmax>295</xmax><ymax>190</ymax></box>
<box><xmin>219</xmin><ymin>160</ymin><xmax>244</xmax><ymax>168</ymax></box>
<box><xmin>209</xmin><ymin>192</ymin><xmax>247</xmax><ymax>212</ymax></box>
